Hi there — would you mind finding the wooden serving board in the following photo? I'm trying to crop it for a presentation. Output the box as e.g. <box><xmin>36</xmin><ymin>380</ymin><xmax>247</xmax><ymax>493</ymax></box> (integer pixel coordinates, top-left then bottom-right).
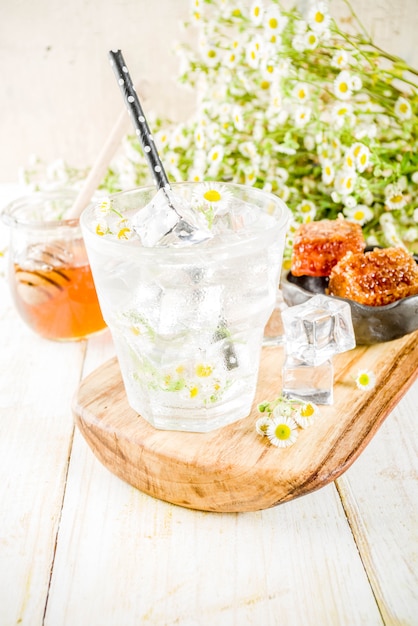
<box><xmin>73</xmin><ymin>330</ymin><xmax>418</xmax><ymax>513</ymax></box>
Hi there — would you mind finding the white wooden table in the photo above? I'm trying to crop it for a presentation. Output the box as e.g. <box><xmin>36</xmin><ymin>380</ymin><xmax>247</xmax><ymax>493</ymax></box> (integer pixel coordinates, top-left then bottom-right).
<box><xmin>1</xmin><ymin>184</ymin><xmax>417</xmax><ymax>626</ymax></box>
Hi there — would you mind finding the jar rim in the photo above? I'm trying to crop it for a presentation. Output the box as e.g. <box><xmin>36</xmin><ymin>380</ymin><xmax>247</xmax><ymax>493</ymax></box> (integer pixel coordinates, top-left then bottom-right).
<box><xmin>1</xmin><ymin>189</ymin><xmax>80</xmax><ymax>230</ymax></box>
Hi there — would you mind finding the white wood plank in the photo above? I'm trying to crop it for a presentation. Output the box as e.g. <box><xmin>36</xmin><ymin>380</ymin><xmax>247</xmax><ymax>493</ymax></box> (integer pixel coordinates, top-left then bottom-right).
<box><xmin>0</xmin><ymin>285</ymin><xmax>87</xmax><ymax>625</ymax></box>
<box><xmin>46</xmin><ymin>428</ymin><xmax>383</xmax><ymax>624</ymax></box>
<box><xmin>336</xmin><ymin>379</ymin><xmax>418</xmax><ymax>626</ymax></box>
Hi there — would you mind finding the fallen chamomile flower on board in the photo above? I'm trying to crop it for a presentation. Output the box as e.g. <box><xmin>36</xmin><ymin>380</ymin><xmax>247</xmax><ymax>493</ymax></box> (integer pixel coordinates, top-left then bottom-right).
<box><xmin>256</xmin><ymin>396</ymin><xmax>320</xmax><ymax>448</ymax></box>
<box><xmin>355</xmin><ymin>369</ymin><xmax>376</xmax><ymax>391</ymax></box>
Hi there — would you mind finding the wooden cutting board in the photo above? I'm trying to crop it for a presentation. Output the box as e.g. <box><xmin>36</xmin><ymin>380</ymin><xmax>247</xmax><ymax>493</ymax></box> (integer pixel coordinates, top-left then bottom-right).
<box><xmin>73</xmin><ymin>330</ymin><xmax>418</xmax><ymax>512</ymax></box>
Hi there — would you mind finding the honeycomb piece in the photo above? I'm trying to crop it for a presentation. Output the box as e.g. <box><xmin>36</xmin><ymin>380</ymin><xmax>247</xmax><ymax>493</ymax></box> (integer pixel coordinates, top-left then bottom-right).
<box><xmin>328</xmin><ymin>247</ymin><xmax>418</xmax><ymax>306</ymax></box>
<box><xmin>291</xmin><ymin>219</ymin><xmax>365</xmax><ymax>277</ymax></box>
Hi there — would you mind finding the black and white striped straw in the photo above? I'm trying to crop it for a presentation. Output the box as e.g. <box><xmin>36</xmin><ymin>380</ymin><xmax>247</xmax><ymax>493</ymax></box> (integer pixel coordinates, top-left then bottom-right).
<box><xmin>108</xmin><ymin>49</ymin><xmax>170</xmax><ymax>190</ymax></box>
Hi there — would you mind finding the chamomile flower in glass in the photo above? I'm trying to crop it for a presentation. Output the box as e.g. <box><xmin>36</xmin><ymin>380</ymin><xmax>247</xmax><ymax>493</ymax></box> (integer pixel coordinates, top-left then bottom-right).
<box><xmin>355</xmin><ymin>369</ymin><xmax>376</xmax><ymax>391</ymax></box>
<box><xmin>294</xmin><ymin>402</ymin><xmax>320</xmax><ymax>428</ymax></box>
<box><xmin>267</xmin><ymin>416</ymin><xmax>298</xmax><ymax>448</ymax></box>
<box><xmin>193</xmin><ymin>182</ymin><xmax>232</xmax><ymax>216</ymax></box>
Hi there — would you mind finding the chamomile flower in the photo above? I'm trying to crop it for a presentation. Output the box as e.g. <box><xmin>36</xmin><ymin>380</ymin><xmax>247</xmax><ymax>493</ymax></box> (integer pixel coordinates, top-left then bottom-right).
<box><xmin>293</xmin><ymin>82</ymin><xmax>310</xmax><ymax>102</ymax></box>
<box><xmin>294</xmin><ymin>402</ymin><xmax>320</xmax><ymax>428</ymax></box>
<box><xmin>331</xmin><ymin>49</ymin><xmax>349</xmax><ymax>69</ymax></box>
<box><xmin>335</xmin><ymin>169</ymin><xmax>357</xmax><ymax>195</ymax></box>
<box><xmin>202</xmin><ymin>45</ymin><xmax>220</xmax><ymax>67</ymax></box>
<box><xmin>303</xmin><ymin>30</ymin><xmax>319</xmax><ymax>49</ymax></box>
<box><xmin>194</xmin><ymin>126</ymin><xmax>206</xmax><ymax>149</ymax></box>
<box><xmin>232</xmin><ymin>105</ymin><xmax>245</xmax><ymax>131</ymax></box>
<box><xmin>250</xmin><ymin>0</ymin><xmax>264</xmax><ymax>25</ymax></box>
<box><xmin>264</xmin><ymin>5</ymin><xmax>288</xmax><ymax>40</ymax></box>
<box><xmin>394</xmin><ymin>96</ymin><xmax>412</xmax><ymax>120</ymax></box>
<box><xmin>246</xmin><ymin>36</ymin><xmax>264</xmax><ymax>69</ymax></box>
<box><xmin>343</xmin><ymin>149</ymin><xmax>356</xmax><ymax>171</ymax></box>
<box><xmin>332</xmin><ymin>102</ymin><xmax>353</xmax><ymax>122</ymax></box>
<box><xmin>355</xmin><ymin>369</ymin><xmax>376</xmax><ymax>391</ymax></box>
<box><xmin>267</xmin><ymin>416</ymin><xmax>298</xmax><ymax>448</ymax></box>
<box><xmin>321</xmin><ymin>159</ymin><xmax>335</xmax><ymax>185</ymax></box>
<box><xmin>296</xmin><ymin>199</ymin><xmax>317</xmax><ymax>222</ymax></box>
<box><xmin>307</xmin><ymin>2</ymin><xmax>331</xmax><ymax>33</ymax></box>
<box><xmin>334</xmin><ymin>70</ymin><xmax>353</xmax><ymax>100</ymax></box>
<box><xmin>193</xmin><ymin>182</ymin><xmax>232</xmax><ymax>215</ymax></box>
<box><xmin>353</xmin><ymin>143</ymin><xmax>371</xmax><ymax>173</ymax></box>
<box><xmin>207</xmin><ymin>144</ymin><xmax>224</xmax><ymax>170</ymax></box>
<box><xmin>385</xmin><ymin>183</ymin><xmax>407</xmax><ymax>210</ymax></box>
<box><xmin>294</xmin><ymin>105</ymin><xmax>312</xmax><ymax>127</ymax></box>
<box><xmin>95</xmin><ymin>196</ymin><xmax>112</xmax><ymax>215</ymax></box>
<box><xmin>344</xmin><ymin>204</ymin><xmax>374</xmax><ymax>225</ymax></box>
<box><xmin>255</xmin><ymin>416</ymin><xmax>270</xmax><ymax>436</ymax></box>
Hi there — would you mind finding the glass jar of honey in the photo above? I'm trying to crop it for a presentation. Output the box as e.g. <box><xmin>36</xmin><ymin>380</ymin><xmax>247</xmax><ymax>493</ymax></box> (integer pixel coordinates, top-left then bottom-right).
<box><xmin>2</xmin><ymin>189</ymin><xmax>107</xmax><ymax>341</ymax></box>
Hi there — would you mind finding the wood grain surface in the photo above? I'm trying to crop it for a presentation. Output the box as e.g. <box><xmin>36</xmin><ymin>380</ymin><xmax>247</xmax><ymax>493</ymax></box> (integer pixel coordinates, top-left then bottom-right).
<box><xmin>73</xmin><ymin>330</ymin><xmax>418</xmax><ymax>513</ymax></box>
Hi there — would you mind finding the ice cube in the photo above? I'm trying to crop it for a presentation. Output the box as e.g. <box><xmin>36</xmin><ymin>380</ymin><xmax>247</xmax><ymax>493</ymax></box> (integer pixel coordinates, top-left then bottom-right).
<box><xmin>281</xmin><ymin>294</ymin><xmax>355</xmax><ymax>366</ymax></box>
<box><xmin>282</xmin><ymin>354</ymin><xmax>334</xmax><ymax>405</ymax></box>
<box><xmin>131</xmin><ymin>187</ymin><xmax>213</xmax><ymax>247</ymax></box>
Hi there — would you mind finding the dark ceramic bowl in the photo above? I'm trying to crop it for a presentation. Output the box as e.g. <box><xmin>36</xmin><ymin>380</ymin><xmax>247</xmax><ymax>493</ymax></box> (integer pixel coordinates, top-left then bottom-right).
<box><xmin>280</xmin><ymin>251</ymin><xmax>418</xmax><ymax>345</ymax></box>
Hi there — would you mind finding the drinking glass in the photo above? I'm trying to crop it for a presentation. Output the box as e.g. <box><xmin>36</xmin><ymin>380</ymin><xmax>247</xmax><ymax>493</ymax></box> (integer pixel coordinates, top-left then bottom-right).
<box><xmin>81</xmin><ymin>182</ymin><xmax>290</xmax><ymax>432</ymax></box>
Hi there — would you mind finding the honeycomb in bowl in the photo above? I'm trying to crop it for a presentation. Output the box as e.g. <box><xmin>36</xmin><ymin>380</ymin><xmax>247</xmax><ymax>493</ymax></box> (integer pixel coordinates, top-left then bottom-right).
<box><xmin>290</xmin><ymin>219</ymin><xmax>365</xmax><ymax>277</ymax></box>
<box><xmin>328</xmin><ymin>247</ymin><xmax>418</xmax><ymax>306</ymax></box>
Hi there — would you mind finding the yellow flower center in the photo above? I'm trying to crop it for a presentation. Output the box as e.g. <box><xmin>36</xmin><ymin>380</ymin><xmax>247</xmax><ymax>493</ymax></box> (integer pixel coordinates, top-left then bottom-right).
<box><xmin>339</xmin><ymin>82</ymin><xmax>348</xmax><ymax>93</ymax></box>
<box><xmin>308</xmin><ymin>34</ymin><xmax>316</xmax><ymax>45</ymax></box>
<box><xmin>315</xmin><ymin>11</ymin><xmax>324</xmax><ymax>23</ymax></box>
<box><xmin>254</xmin><ymin>6</ymin><xmax>260</xmax><ymax>17</ymax></box>
<box><xmin>117</xmin><ymin>227</ymin><xmax>130</xmax><ymax>239</ymax></box>
<box><xmin>298</xmin><ymin>88</ymin><xmax>306</xmax><ymax>99</ymax></box>
<box><xmin>269</xmin><ymin>17</ymin><xmax>278</xmax><ymax>29</ymax></box>
<box><xmin>354</xmin><ymin>210</ymin><xmax>365</xmax><ymax>221</ymax></box>
<box><xmin>390</xmin><ymin>194</ymin><xmax>403</xmax><ymax>204</ymax></box>
<box><xmin>196</xmin><ymin>364</ymin><xmax>213</xmax><ymax>377</ymax></box>
<box><xmin>301</xmin><ymin>403</ymin><xmax>315</xmax><ymax>417</ymax></box>
<box><xmin>190</xmin><ymin>386</ymin><xmax>199</xmax><ymax>397</ymax></box>
<box><xmin>203</xmin><ymin>189</ymin><xmax>221</xmax><ymax>203</ymax></box>
<box><xmin>400</xmin><ymin>103</ymin><xmax>408</xmax><ymax>113</ymax></box>
<box><xmin>208</xmin><ymin>49</ymin><xmax>216</xmax><ymax>59</ymax></box>
<box><xmin>261</xmin><ymin>80</ymin><xmax>270</xmax><ymax>89</ymax></box>
<box><xmin>358</xmin><ymin>374</ymin><xmax>370</xmax><ymax>386</ymax></box>
<box><xmin>274</xmin><ymin>423</ymin><xmax>291</xmax><ymax>440</ymax></box>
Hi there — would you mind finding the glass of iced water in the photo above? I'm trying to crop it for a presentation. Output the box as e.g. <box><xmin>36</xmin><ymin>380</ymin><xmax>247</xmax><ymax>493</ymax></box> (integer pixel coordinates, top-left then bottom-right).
<box><xmin>80</xmin><ymin>182</ymin><xmax>290</xmax><ymax>432</ymax></box>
